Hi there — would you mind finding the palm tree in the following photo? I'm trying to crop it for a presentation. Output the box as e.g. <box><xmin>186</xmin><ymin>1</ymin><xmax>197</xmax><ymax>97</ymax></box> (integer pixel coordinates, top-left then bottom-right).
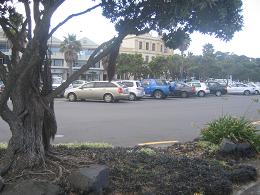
<box><xmin>60</xmin><ymin>34</ymin><xmax>82</xmax><ymax>78</ymax></box>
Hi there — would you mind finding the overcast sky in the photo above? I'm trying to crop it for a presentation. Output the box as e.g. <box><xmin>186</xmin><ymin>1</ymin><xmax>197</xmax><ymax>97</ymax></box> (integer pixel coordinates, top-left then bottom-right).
<box><xmin>51</xmin><ymin>0</ymin><xmax>260</xmax><ymax>58</ymax></box>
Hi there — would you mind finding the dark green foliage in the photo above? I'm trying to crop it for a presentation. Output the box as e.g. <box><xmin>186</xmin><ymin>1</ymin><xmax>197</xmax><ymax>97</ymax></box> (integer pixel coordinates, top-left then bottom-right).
<box><xmin>201</xmin><ymin>116</ymin><xmax>260</xmax><ymax>151</ymax></box>
<box><xmin>116</xmin><ymin>53</ymin><xmax>146</xmax><ymax>79</ymax></box>
<box><xmin>101</xmin><ymin>0</ymin><xmax>243</xmax><ymax>49</ymax></box>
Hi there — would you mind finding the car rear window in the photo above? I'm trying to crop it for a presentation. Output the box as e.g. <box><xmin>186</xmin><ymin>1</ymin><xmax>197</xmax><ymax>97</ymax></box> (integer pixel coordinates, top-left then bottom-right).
<box><xmin>122</xmin><ymin>81</ymin><xmax>134</xmax><ymax>87</ymax></box>
<box><xmin>191</xmin><ymin>83</ymin><xmax>201</xmax><ymax>87</ymax></box>
<box><xmin>136</xmin><ymin>82</ymin><xmax>142</xmax><ymax>87</ymax></box>
<box><xmin>155</xmin><ymin>80</ymin><xmax>167</xmax><ymax>86</ymax></box>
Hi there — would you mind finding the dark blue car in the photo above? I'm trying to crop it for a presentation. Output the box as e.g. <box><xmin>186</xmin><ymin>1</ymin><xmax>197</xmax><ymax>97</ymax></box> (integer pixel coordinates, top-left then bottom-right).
<box><xmin>141</xmin><ymin>79</ymin><xmax>170</xmax><ymax>99</ymax></box>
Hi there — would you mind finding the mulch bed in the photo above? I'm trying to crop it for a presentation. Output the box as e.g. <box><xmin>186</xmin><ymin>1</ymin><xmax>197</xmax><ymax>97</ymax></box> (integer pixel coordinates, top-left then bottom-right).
<box><xmin>0</xmin><ymin>142</ymin><xmax>258</xmax><ymax>195</ymax></box>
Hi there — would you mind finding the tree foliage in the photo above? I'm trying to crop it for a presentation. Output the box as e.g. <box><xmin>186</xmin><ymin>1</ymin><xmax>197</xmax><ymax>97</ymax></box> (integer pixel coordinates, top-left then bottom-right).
<box><xmin>116</xmin><ymin>53</ymin><xmax>146</xmax><ymax>79</ymax></box>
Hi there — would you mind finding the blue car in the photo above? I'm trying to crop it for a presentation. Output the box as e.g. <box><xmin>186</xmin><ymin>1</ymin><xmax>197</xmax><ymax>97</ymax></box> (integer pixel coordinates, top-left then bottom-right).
<box><xmin>141</xmin><ymin>79</ymin><xmax>170</xmax><ymax>99</ymax></box>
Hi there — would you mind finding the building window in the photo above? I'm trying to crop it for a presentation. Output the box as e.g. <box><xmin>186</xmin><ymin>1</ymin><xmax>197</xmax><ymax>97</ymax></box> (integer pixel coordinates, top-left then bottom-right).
<box><xmin>0</xmin><ymin>41</ymin><xmax>9</xmax><ymax>52</ymax></box>
<box><xmin>145</xmin><ymin>55</ymin><xmax>149</xmax><ymax>62</ymax></box>
<box><xmin>139</xmin><ymin>41</ymin><xmax>142</xmax><ymax>49</ymax></box>
<box><xmin>152</xmin><ymin>43</ymin><xmax>156</xmax><ymax>51</ymax></box>
<box><xmin>160</xmin><ymin>44</ymin><xmax>163</xmax><ymax>52</ymax></box>
<box><xmin>51</xmin><ymin>59</ymin><xmax>64</xmax><ymax>67</ymax></box>
<box><xmin>91</xmin><ymin>61</ymin><xmax>100</xmax><ymax>68</ymax></box>
<box><xmin>74</xmin><ymin>60</ymin><xmax>87</xmax><ymax>67</ymax></box>
<box><xmin>146</xmin><ymin>42</ymin><xmax>149</xmax><ymax>50</ymax></box>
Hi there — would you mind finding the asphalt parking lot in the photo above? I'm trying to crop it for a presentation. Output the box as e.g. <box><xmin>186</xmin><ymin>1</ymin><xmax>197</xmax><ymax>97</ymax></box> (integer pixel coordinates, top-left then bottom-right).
<box><xmin>0</xmin><ymin>95</ymin><xmax>259</xmax><ymax>146</ymax></box>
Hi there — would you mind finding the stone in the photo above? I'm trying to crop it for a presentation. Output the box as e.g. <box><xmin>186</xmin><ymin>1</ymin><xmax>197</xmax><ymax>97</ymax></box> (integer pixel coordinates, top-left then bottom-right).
<box><xmin>68</xmin><ymin>164</ymin><xmax>109</xmax><ymax>194</ymax></box>
<box><xmin>236</xmin><ymin>142</ymin><xmax>256</xmax><ymax>157</ymax></box>
<box><xmin>0</xmin><ymin>176</ymin><xmax>4</xmax><ymax>192</ymax></box>
<box><xmin>219</xmin><ymin>138</ymin><xmax>236</xmax><ymax>153</ymax></box>
<box><xmin>1</xmin><ymin>179</ymin><xmax>61</xmax><ymax>195</ymax></box>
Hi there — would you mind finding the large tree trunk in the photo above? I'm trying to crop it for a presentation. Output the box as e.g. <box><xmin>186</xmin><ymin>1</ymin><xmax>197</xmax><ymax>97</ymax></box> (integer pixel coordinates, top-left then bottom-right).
<box><xmin>1</xmin><ymin>62</ymin><xmax>57</xmax><ymax>175</ymax></box>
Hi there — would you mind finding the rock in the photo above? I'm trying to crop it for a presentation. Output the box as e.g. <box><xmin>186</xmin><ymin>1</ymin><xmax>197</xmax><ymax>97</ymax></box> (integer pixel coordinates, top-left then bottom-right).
<box><xmin>236</xmin><ymin>142</ymin><xmax>256</xmax><ymax>158</ymax></box>
<box><xmin>68</xmin><ymin>164</ymin><xmax>109</xmax><ymax>194</ymax></box>
<box><xmin>0</xmin><ymin>176</ymin><xmax>4</xmax><ymax>192</ymax></box>
<box><xmin>1</xmin><ymin>179</ymin><xmax>61</xmax><ymax>195</ymax></box>
<box><xmin>219</xmin><ymin>138</ymin><xmax>236</xmax><ymax>153</ymax></box>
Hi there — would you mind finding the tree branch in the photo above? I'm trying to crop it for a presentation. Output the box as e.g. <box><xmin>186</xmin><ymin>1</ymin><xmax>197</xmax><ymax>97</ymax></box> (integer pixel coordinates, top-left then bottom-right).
<box><xmin>22</xmin><ymin>0</ymin><xmax>32</xmax><ymax>40</ymax></box>
<box><xmin>48</xmin><ymin>3</ymin><xmax>101</xmax><ymax>38</ymax></box>
<box><xmin>33</xmin><ymin>0</ymin><xmax>41</xmax><ymax>23</ymax></box>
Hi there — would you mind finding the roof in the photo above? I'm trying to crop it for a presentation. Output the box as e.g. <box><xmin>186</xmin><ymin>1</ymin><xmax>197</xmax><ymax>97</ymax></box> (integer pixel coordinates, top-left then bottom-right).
<box><xmin>79</xmin><ymin>37</ymin><xmax>98</xmax><ymax>47</ymax></box>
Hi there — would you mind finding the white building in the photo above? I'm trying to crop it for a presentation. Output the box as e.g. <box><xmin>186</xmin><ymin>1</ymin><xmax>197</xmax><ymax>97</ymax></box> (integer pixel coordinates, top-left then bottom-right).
<box><xmin>0</xmin><ymin>29</ymin><xmax>105</xmax><ymax>81</ymax></box>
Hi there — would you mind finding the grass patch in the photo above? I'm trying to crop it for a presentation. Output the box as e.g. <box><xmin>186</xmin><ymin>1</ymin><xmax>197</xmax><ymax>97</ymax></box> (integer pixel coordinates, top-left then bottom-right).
<box><xmin>54</xmin><ymin>142</ymin><xmax>113</xmax><ymax>149</ymax></box>
<box><xmin>201</xmin><ymin>115</ymin><xmax>260</xmax><ymax>152</ymax></box>
<box><xmin>0</xmin><ymin>143</ymin><xmax>7</xmax><ymax>149</ymax></box>
<box><xmin>197</xmin><ymin>141</ymin><xmax>219</xmax><ymax>153</ymax></box>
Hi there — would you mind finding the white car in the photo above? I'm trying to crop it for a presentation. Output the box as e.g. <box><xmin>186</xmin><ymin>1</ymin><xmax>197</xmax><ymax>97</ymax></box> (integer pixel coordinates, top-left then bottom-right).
<box><xmin>247</xmin><ymin>82</ymin><xmax>260</xmax><ymax>95</ymax></box>
<box><xmin>116</xmin><ymin>80</ymin><xmax>145</xmax><ymax>101</ymax></box>
<box><xmin>227</xmin><ymin>83</ymin><xmax>255</xmax><ymax>95</ymax></box>
<box><xmin>187</xmin><ymin>81</ymin><xmax>210</xmax><ymax>97</ymax></box>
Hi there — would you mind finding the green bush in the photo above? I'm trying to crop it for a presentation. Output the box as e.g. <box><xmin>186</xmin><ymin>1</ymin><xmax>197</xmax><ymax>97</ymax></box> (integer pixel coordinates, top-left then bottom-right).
<box><xmin>201</xmin><ymin>116</ymin><xmax>260</xmax><ymax>151</ymax></box>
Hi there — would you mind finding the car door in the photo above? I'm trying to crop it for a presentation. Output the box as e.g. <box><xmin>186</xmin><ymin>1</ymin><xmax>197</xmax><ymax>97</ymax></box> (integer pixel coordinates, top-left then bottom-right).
<box><xmin>208</xmin><ymin>82</ymin><xmax>217</xmax><ymax>94</ymax></box>
<box><xmin>77</xmin><ymin>82</ymin><xmax>95</xmax><ymax>99</ymax></box>
<box><xmin>142</xmin><ymin>80</ymin><xmax>152</xmax><ymax>95</ymax></box>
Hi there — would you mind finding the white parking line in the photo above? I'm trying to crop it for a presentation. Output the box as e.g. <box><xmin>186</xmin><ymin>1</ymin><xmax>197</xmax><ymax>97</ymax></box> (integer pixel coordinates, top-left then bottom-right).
<box><xmin>252</xmin><ymin>121</ymin><xmax>260</xmax><ymax>125</ymax></box>
<box><xmin>55</xmin><ymin>134</ymin><xmax>64</xmax><ymax>138</ymax></box>
<box><xmin>138</xmin><ymin>140</ymin><xmax>179</xmax><ymax>146</ymax></box>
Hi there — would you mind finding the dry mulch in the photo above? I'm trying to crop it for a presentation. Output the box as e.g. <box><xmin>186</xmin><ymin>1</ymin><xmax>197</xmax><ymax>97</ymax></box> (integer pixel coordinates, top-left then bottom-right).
<box><xmin>0</xmin><ymin>142</ymin><xmax>258</xmax><ymax>195</ymax></box>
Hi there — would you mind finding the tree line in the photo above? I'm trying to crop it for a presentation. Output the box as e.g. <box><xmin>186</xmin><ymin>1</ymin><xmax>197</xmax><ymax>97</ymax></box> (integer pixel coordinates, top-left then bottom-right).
<box><xmin>116</xmin><ymin>43</ymin><xmax>260</xmax><ymax>82</ymax></box>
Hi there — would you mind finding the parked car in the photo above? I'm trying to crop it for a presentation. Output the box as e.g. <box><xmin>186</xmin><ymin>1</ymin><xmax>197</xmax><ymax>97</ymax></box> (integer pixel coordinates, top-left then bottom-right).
<box><xmin>52</xmin><ymin>76</ymin><xmax>64</xmax><ymax>97</ymax></box>
<box><xmin>116</xmin><ymin>80</ymin><xmax>145</xmax><ymax>101</ymax></box>
<box><xmin>169</xmin><ymin>81</ymin><xmax>196</xmax><ymax>98</ymax></box>
<box><xmin>186</xmin><ymin>81</ymin><xmax>210</xmax><ymax>97</ymax></box>
<box><xmin>227</xmin><ymin>83</ymin><xmax>255</xmax><ymax>95</ymax></box>
<box><xmin>247</xmin><ymin>82</ymin><xmax>260</xmax><ymax>95</ymax></box>
<box><xmin>0</xmin><ymin>80</ymin><xmax>4</xmax><ymax>94</ymax></box>
<box><xmin>141</xmin><ymin>79</ymin><xmax>170</xmax><ymax>99</ymax></box>
<box><xmin>64</xmin><ymin>81</ymin><xmax>129</xmax><ymax>103</ymax></box>
<box><xmin>206</xmin><ymin>81</ymin><xmax>227</xmax><ymax>96</ymax></box>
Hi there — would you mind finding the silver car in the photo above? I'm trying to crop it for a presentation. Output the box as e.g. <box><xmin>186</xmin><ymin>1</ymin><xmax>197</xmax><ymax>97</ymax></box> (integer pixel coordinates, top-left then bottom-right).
<box><xmin>117</xmin><ymin>80</ymin><xmax>145</xmax><ymax>101</ymax></box>
<box><xmin>64</xmin><ymin>81</ymin><xmax>129</xmax><ymax>103</ymax></box>
<box><xmin>227</xmin><ymin>83</ymin><xmax>255</xmax><ymax>95</ymax></box>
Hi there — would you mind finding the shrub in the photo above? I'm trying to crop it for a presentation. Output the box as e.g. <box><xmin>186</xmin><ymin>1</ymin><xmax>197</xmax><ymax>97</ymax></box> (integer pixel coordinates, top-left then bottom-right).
<box><xmin>201</xmin><ymin>116</ymin><xmax>260</xmax><ymax>152</ymax></box>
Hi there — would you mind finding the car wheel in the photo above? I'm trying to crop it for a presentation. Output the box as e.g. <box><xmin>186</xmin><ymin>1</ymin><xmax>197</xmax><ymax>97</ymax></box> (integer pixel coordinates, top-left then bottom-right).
<box><xmin>244</xmin><ymin>90</ymin><xmax>250</xmax><ymax>95</ymax></box>
<box><xmin>181</xmin><ymin>91</ymin><xmax>188</xmax><ymax>98</ymax></box>
<box><xmin>103</xmin><ymin>94</ymin><xmax>114</xmax><ymax>103</ymax></box>
<box><xmin>68</xmin><ymin>93</ymin><xmax>77</xmax><ymax>102</ymax></box>
<box><xmin>197</xmin><ymin>91</ymin><xmax>205</xmax><ymax>97</ymax></box>
<box><xmin>153</xmin><ymin>90</ymin><xmax>164</xmax><ymax>99</ymax></box>
<box><xmin>129</xmin><ymin>93</ymin><xmax>136</xmax><ymax>101</ymax></box>
<box><xmin>255</xmin><ymin>90</ymin><xmax>259</xmax><ymax>95</ymax></box>
<box><xmin>215</xmin><ymin>91</ymin><xmax>222</xmax><ymax>97</ymax></box>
